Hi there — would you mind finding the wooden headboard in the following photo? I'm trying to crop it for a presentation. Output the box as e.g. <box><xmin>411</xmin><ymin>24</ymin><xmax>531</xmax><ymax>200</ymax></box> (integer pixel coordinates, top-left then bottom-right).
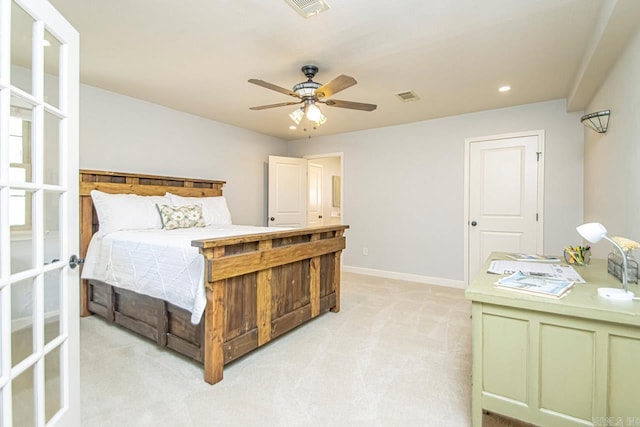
<box><xmin>79</xmin><ymin>169</ymin><xmax>226</xmax><ymax>259</ymax></box>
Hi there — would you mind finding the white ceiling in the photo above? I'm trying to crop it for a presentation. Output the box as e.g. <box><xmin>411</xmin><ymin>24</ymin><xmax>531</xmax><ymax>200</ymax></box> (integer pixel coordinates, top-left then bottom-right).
<box><xmin>47</xmin><ymin>0</ymin><xmax>640</xmax><ymax>140</ymax></box>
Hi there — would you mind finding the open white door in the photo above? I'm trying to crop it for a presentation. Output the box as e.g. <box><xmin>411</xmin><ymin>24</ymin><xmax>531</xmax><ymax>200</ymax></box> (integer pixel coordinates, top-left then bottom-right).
<box><xmin>465</xmin><ymin>131</ymin><xmax>544</xmax><ymax>284</ymax></box>
<box><xmin>307</xmin><ymin>162</ymin><xmax>323</xmax><ymax>226</ymax></box>
<box><xmin>1</xmin><ymin>0</ymin><xmax>80</xmax><ymax>425</ymax></box>
<box><xmin>268</xmin><ymin>155</ymin><xmax>307</xmax><ymax>227</ymax></box>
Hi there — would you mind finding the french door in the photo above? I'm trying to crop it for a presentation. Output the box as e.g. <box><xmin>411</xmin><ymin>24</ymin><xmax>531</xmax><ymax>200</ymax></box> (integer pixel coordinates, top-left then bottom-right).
<box><xmin>0</xmin><ymin>0</ymin><xmax>80</xmax><ymax>425</ymax></box>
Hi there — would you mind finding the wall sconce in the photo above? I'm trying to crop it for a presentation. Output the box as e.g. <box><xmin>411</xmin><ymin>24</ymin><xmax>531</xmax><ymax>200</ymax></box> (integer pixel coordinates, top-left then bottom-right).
<box><xmin>576</xmin><ymin>222</ymin><xmax>635</xmax><ymax>300</ymax></box>
<box><xmin>580</xmin><ymin>110</ymin><xmax>610</xmax><ymax>133</ymax></box>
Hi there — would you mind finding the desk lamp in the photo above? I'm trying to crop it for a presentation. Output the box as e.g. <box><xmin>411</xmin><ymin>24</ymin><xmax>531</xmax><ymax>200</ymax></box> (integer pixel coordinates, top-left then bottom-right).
<box><xmin>576</xmin><ymin>222</ymin><xmax>635</xmax><ymax>300</ymax></box>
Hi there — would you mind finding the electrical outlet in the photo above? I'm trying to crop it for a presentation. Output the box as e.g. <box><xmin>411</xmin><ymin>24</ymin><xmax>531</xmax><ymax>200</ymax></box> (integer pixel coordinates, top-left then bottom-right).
<box><xmin>363</xmin><ymin>247</ymin><xmax>369</xmax><ymax>256</ymax></box>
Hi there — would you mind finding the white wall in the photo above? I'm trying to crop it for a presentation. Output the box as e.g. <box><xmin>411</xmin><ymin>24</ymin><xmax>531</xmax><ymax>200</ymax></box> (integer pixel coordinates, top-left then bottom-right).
<box><xmin>288</xmin><ymin>99</ymin><xmax>584</xmax><ymax>285</ymax></box>
<box><xmin>79</xmin><ymin>85</ymin><xmax>288</xmax><ymax>226</ymax></box>
<box><xmin>584</xmin><ymin>27</ymin><xmax>640</xmax><ymax>259</ymax></box>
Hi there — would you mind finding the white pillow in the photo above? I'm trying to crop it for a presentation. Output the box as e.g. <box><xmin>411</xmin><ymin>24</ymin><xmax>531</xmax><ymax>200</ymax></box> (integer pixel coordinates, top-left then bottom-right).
<box><xmin>90</xmin><ymin>190</ymin><xmax>170</xmax><ymax>235</ymax></box>
<box><xmin>166</xmin><ymin>193</ymin><xmax>232</xmax><ymax>225</ymax></box>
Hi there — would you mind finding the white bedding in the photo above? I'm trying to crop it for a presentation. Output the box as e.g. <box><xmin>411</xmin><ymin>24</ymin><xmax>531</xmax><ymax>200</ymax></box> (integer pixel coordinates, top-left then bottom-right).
<box><xmin>81</xmin><ymin>225</ymin><xmax>289</xmax><ymax>324</ymax></box>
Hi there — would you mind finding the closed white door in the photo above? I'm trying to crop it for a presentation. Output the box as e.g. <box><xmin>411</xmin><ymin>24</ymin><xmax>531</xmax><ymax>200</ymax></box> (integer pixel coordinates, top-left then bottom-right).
<box><xmin>307</xmin><ymin>162</ymin><xmax>323</xmax><ymax>226</ymax></box>
<box><xmin>1</xmin><ymin>0</ymin><xmax>80</xmax><ymax>425</ymax></box>
<box><xmin>268</xmin><ymin>155</ymin><xmax>307</xmax><ymax>227</ymax></box>
<box><xmin>465</xmin><ymin>132</ymin><xmax>543</xmax><ymax>283</ymax></box>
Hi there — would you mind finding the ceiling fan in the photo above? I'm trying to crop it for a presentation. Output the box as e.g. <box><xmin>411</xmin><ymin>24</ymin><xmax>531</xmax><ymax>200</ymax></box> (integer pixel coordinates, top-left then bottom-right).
<box><xmin>248</xmin><ymin>65</ymin><xmax>377</xmax><ymax>127</ymax></box>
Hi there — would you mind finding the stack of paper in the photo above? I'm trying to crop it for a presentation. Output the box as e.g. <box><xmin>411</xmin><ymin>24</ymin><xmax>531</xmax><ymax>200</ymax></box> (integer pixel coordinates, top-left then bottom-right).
<box><xmin>506</xmin><ymin>253</ymin><xmax>561</xmax><ymax>263</ymax></box>
<box><xmin>495</xmin><ymin>271</ymin><xmax>575</xmax><ymax>298</ymax></box>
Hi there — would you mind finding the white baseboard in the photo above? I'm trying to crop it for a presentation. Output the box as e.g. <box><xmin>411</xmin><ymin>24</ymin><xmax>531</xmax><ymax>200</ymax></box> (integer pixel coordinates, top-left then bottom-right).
<box><xmin>342</xmin><ymin>265</ymin><xmax>467</xmax><ymax>289</ymax></box>
<box><xmin>11</xmin><ymin>310</ymin><xmax>60</xmax><ymax>333</ymax></box>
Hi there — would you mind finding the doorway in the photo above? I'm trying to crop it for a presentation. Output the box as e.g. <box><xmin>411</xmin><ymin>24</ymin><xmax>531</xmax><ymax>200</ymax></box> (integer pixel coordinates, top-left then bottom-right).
<box><xmin>464</xmin><ymin>131</ymin><xmax>544</xmax><ymax>284</ymax></box>
<box><xmin>305</xmin><ymin>154</ymin><xmax>343</xmax><ymax>226</ymax></box>
<box><xmin>267</xmin><ymin>153</ymin><xmax>343</xmax><ymax>228</ymax></box>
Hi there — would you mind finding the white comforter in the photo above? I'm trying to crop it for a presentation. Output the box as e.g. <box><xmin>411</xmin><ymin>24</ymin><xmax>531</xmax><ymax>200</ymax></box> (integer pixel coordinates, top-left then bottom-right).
<box><xmin>81</xmin><ymin>225</ymin><xmax>288</xmax><ymax>324</ymax></box>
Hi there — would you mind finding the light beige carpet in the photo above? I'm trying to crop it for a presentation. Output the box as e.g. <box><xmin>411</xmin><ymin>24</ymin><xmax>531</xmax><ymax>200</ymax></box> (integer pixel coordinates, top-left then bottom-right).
<box><xmin>76</xmin><ymin>272</ymin><xmax>529</xmax><ymax>426</ymax></box>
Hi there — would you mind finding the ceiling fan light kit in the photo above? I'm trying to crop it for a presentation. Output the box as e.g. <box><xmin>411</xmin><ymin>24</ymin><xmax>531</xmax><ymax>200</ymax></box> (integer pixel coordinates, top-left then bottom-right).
<box><xmin>289</xmin><ymin>108</ymin><xmax>304</xmax><ymax>125</ymax></box>
<box><xmin>249</xmin><ymin>65</ymin><xmax>377</xmax><ymax>129</ymax></box>
<box><xmin>305</xmin><ymin>103</ymin><xmax>327</xmax><ymax>125</ymax></box>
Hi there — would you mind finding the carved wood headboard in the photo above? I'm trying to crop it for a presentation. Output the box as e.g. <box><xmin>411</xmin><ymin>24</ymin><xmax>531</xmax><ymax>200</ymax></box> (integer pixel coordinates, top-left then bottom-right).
<box><xmin>79</xmin><ymin>169</ymin><xmax>226</xmax><ymax>259</ymax></box>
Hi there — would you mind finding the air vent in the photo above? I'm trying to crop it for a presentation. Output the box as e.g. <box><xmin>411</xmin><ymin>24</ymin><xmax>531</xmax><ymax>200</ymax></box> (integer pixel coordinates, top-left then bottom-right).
<box><xmin>395</xmin><ymin>90</ymin><xmax>420</xmax><ymax>102</ymax></box>
<box><xmin>284</xmin><ymin>0</ymin><xmax>330</xmax><ymax>18</ymax></box>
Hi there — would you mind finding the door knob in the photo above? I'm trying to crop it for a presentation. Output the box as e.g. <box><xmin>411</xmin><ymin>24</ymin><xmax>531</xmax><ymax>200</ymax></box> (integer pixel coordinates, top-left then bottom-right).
<box><xmin>470</xmin><ymin>221</ymin><xmax>477</xmax><ymax>226</ymax></box>
<box><xmin>68</xmin><ymin>254</ymin><xmax>85</xmax><ymax>269</ymax></box>
<box><xmin>270</xmin><ymin>217</ymin><xmax>275</xmax><ymax>221</ymax></box>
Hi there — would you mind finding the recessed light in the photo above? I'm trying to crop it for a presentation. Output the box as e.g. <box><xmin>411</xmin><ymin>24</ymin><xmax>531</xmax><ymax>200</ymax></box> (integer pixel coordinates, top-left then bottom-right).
<box><xmin>289</xmin><ymin>125</ymin><xmax>297</xmax><ymax>130</ymax></box>
<box><xmin>499</xmin><ymin>85</ymin><xmax>511</xmax><ymax>92</ymax></box>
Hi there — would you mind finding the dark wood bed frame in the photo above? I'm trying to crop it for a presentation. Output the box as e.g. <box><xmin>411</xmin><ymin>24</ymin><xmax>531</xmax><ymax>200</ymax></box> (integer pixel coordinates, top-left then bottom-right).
<box><xmin>79</xmin><ymin>170</ymin><xmax>348</xmax><ymax>384</ymax></box>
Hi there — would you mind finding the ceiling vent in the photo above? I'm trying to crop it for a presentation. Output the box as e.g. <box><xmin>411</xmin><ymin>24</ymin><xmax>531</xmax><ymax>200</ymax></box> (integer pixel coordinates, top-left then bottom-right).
<box><xmin>395</xmin><ymin>90</ymin><xmax>420</xmax><ymax>102</ymax></box>
<box><xmin>284</xmin><ymin>0</ymin><xmax>330</xmax><ymax>18</ymax></box>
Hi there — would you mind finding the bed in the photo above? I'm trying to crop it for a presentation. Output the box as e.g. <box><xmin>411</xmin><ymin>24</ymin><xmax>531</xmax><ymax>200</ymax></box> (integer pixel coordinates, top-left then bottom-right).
<box><xmin>79</xmin><ymin>169</ymin><xmax>348</xmax><ymax>384</ymax></box>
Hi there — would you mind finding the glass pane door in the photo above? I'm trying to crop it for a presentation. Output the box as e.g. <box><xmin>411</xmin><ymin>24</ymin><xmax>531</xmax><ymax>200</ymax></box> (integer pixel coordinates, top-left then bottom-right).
<box><xmin>1</xmin><ymin>0</ymin><xmax>79</xmax><ymax>425</ymax></box>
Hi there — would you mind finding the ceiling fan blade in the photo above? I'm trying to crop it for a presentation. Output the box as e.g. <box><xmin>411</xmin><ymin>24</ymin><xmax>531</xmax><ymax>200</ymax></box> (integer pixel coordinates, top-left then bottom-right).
<box><xmin>324</xmin><ymin>99</ymin><xmax>377</xmax><ymax>111</ymax></box>
<box><xmin>249</xmin><ymin>101</ymin><xmax>302</xmax><ymax>110</ymax></box>
<box><xmin>315</xmin><ymin>75</ymin><xmax>357</xmax><ymax>98</ymax></box>
<box><xmin>248</xmin><ymin>79</ymin><xmax>299</xmax><ymax>98</ymax></box>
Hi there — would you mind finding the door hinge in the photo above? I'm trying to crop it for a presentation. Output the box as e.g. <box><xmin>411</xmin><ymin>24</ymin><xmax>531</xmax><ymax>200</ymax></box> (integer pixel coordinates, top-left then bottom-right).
<box><xmin>536</xmin><ymin>213</ymin><xmax>539</xmax><ymax>221</ymax></box>
<box><xmin>536</xmin><ymin>152</ymin><xmax>542</xmax><ymax>161</ymax></box>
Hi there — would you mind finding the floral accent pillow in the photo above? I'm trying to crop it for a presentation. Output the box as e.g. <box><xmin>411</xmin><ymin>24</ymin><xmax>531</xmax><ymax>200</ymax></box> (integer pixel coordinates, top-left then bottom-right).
<box><xmin>156</xmin><ymin>204</ymin><xmax>206</xmax><ymax>230</ymax></box>
<box><xmin>166</xmin><ymin>193</ymin><xmax>232</xmax><ymax>225</ymax></box>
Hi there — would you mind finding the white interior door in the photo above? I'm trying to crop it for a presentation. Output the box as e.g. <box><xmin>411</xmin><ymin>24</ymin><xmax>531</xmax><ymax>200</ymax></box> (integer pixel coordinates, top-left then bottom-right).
<box><xmin>307</xmin><ymin>162</ymin><xmax>323</xmax><ymax>226</ymax></box>
<box><xmin>268</xmin><ymin>155</ymin><xmax>307</xmax><ymax>227</ymax></box>
<box><xmin>1</xmin><ymin>0</ymin><xmax>80</xmax><ymax>425</ymax></box>
<box><xmin>465</xmin><ymin>132</ymin><xmax>543</xmax><ymax>283</ymax></box>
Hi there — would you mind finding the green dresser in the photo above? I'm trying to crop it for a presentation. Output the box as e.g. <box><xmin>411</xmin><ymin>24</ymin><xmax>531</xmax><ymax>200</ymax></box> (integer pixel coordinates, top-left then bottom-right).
<box><xmin>465</xmin><ymin>253</ymin><xmax>640</xmax><ymax>427</ymax></box>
